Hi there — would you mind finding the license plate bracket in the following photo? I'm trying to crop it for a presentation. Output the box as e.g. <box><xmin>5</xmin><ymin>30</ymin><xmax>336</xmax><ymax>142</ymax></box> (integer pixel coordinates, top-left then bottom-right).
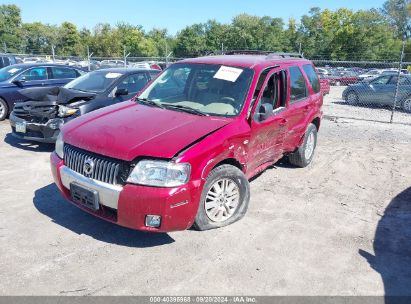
<box><xmin>70</xmin><ymin>183</ymin><xmax>99</xmax><ymax>210</ymax></box>
<box><xmin>15</xmin><ymin>122</ymin><xmax>26</xmax><ymax>133</ymax></box>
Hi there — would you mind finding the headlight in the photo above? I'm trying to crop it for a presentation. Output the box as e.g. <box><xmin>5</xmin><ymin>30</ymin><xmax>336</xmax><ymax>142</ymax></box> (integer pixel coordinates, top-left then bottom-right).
<box><xmin>55</xmin><ymin>132</ymin><xmax>64</xmax><ymax>159</ymax></box>
<box><xmin>58</xmin><ymin>105</ymin><xmax>78</xmax><ymax>117</ymax></box>
<box><xmin>127</xmin><ymin>160</ymin><xmax>191</xmax><ymax>187</ymax></box>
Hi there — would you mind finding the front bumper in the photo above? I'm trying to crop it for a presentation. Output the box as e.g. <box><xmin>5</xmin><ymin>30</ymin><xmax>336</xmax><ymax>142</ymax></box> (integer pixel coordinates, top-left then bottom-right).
<box><xmin>50</xmin><ymin>152</ymin><xmax>201</xmax><ymax>232</ymax></box>
<box><xmin>9</xmin><ymin>112</ymin><xmax>65</xmax><ymax>143</ymax></box>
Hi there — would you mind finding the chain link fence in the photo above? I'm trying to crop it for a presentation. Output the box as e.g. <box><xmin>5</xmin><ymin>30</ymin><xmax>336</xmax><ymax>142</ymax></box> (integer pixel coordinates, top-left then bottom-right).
<box><xmin>312</xmin><ymin>57</ymin><xmax>411</xmax><ymax>125</ymax></box>
<box><xmin>2</xmin><ymin>49</ymin><xmax>411</xmax><ymax>125</ymax></box>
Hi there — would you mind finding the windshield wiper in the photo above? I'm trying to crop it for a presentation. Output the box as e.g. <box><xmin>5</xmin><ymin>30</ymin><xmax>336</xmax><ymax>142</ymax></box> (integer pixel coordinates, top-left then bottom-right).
<box><xmin>163</xmin><ymin>104</ymin><xmax>209</xmax><ymax>116</ymax></box>
<box><xmin>135</xmin><ymin>98</ymin><xmax>165</xmax><ymax>109</ymax></box>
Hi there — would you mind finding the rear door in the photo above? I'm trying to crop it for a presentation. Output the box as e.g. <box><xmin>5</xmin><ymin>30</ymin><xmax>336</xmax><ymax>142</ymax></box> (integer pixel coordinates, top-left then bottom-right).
<box><xmin>49</xmin><ymin>66</ymin><xmax>80</xmax><ymax>86</ymax></box>
<box><xmin>281</xmin><ymin>65</ymin><xmax>312</xmax><ymax>150</ymax></box>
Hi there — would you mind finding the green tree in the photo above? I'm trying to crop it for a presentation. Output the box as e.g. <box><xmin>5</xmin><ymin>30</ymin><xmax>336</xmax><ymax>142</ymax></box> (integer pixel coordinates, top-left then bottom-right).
<box><xmin>174</xmin><ymin>24</ymin><xmax>207</xmax><ymax>57</ymax></box>
<box><xmin>0</xmin><ymin>4</ymin><xmax>22</xmax><ymax>52</ymax></box>
<box><xmin>58</xmin><ymin>22</ymin><xmax>81</xmax><ymax>56</ymax></box>
<box><xmin>381</xmin><ymin>0</ymin><xmax>411</xmax><ymax>36</ymax></box>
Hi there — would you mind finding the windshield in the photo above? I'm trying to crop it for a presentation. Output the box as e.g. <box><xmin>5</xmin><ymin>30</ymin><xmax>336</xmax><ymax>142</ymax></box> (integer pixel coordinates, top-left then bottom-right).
<box><xmin>138</xmin><ymin>63</ymin><xmax>253</xmax><ymax>117</ymax></box>
<box><xmin>64</xmin><ymin>70</ymin><xmax>123</xmax><ymax>93</ymax></box>
<box><xmin>0</xmin><ymin>66</ymin><xmax>22</xmax><ymax>82</ymax></box>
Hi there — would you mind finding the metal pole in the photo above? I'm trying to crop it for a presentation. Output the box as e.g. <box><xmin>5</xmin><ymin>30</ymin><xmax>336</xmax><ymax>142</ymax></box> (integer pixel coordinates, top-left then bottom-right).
<box><xmin>87</xmin><ymin>46</ymin><xmax>93</xmax><ymax>72</ymax></box>
<box><xmin>3</xmin><ymin>42</ymin><xmax>7</xmax><ymax>53</ymax></box>
<box><xmin>299</xmin><ymin>42</ymin><xmax>302</xmax><ymax>55</ymax></box>
<box><xmin>123</xmin><ymin>47</ymin><xmax>130</xmax><ymax>68</ymax></box>
<box><xmin>51</xmin><ymin>45</ymin><xmax>55</xmax><ymax>62</ymax></box>
<box><xmin>390</xmin><ymin>36</ymin><xmax>406</xmax><ymax>123</ymax></box>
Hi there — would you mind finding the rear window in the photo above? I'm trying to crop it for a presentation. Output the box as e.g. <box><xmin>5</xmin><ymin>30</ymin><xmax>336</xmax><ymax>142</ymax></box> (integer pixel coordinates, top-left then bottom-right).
<box><xmin>303</xmin><ymin>64</ymin><xmax>321</xmax><ymax>93</ymax></box>
<box><xmin>51</xmin><ymin>67</ymin><xmax>77</xmax><ymax>79</ymax></box>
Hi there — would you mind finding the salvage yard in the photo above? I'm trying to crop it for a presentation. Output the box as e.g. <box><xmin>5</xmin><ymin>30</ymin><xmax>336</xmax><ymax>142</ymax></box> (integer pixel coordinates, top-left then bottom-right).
<box><xmin>0</xmin><ymin>90</ymin><xmax>411</xmax><ymax>295</ymax></box>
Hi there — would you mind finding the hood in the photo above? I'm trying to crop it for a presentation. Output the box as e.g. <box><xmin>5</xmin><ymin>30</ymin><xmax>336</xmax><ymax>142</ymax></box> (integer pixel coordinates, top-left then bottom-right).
<box><xmin>18</xmin><ymin>86</ymin><xmax>96</xmax><ymax>104</ymax></box>
<box><xmin>63</xmin><ymin>101</ymin><xmax>231</xmax><ymax>161</ymax></box>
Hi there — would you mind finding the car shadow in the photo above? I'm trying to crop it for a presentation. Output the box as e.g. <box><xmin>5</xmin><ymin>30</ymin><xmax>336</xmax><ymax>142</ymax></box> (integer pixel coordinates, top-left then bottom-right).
<box><xmin>4</xmin><ymin>133</ymin><xmax>55</xmax><ymax>152</ymax></box>
<box><xmin>359</xmin><ymin>187</ymin><xmax>411</xmax><ymax>302</ymax></box>
<box><xmin>33</xmin><ymin>183</ymin><xmax>175</xmax><ymax>247</ymax></box>
<box><xmin>249</xmin><ymin>157</ymin><xmax>298</xmax><ymax>183</ymax></box>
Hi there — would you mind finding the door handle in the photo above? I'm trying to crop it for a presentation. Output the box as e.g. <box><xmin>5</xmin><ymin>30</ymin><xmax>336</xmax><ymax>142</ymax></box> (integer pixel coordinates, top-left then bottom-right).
<box><xmin>303</xmin><ymin>105</ymin><xmax>310</xmax><ymax>113</ymax></box>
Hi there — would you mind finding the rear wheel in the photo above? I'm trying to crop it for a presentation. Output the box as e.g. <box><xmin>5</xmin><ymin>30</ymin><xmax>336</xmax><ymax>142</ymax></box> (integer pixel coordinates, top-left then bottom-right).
<box><xmin>288</xmin><ymin>123</ymin><xmax>318</xmax><ymax>168</ymax></box>
<box><xmin>193</xmin><ymin>164</ymin><xmax>250</xmax><ymax>231</ymax></box>
<box><xmin>0</xmin><ymin>98</ymin><xmax>8</xmax><ymax>121</ymax></box>
<box><xmin>402</xmin><ymin>97</ymin><xmax>411</xmax><ymax>113</ymax></box>
<box><xmin>346</xmin><ymin>91</ymin><xmax>359</xmax><ymax>105</ymax></box>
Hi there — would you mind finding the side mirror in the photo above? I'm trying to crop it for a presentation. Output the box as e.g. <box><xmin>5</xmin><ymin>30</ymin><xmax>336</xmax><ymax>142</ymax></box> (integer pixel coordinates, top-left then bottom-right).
<box><xmin>115</xmin><ymin>88</ymin><xmax>128</xmax><ymax>97</ymax></box>
<box><xmin>12</xmin><ymin>79</ymin><xmax>25</xmax><ymax>87</ymax></box>
<box><xmin>258</xmin><ymin>103</ymin><xmax>273</xmax><ymax>121</ymax></box>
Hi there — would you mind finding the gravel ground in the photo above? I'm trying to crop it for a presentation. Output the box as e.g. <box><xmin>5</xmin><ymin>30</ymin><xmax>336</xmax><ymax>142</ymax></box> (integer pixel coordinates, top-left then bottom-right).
<box><xmin>0</xmin><ymin>108</ymin><xmax>410</xmax><ymax>296</ymax></box>
<box><xmin>324</xmin><ymin>86</ymin><xmax>411</xmax><ymax>125</ymax></box>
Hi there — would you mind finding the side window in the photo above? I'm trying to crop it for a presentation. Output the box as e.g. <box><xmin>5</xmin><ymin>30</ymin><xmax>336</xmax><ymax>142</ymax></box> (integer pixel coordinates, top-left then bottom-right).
<box><xmin>51</xmin><ymin>67</ymin><xmax>77</xmax><ymax>79</ymax></box>
<box><xmin>289</xmin><ymin>66</ymin><xmax>308</xmax><ymax>102</ymax></box>
<box><xmin>3</xmin><ymin>57</ymin><xmax>10</xmax><ymax>66</ymax></box>
<box><xmin>254</xmin><ymin>70</ymin><xmax>287</xmax><ymax>121</ymax></box>
<box><xmin>388</xmin><ymin>76</ymin><xmax>411</xmax><ymax>85</ymax></box>
<box><xmin>303</xmin><ymin>64</ymin><xmax>321</xmax><ymax>93</ymax></box>
<box><xmin>18</xmin><ymin>67</ymin><xmax>48</xmax><ymax>81</ymax></box>
<box><xmin>370</xmin><ymin>76</ymin><xmax>390</xmax><ymax>85</ymax></box>
<box><xmin>117</xmin><ymin>73</ymin><xmax>149</xmax><ymax>94</ymax></box>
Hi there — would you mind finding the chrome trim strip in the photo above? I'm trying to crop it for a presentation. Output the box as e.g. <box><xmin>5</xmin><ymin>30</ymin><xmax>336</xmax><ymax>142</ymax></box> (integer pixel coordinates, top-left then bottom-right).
<box><xmin>60</xmin><ymin>165</ymin><xmax>122</xmax><ymax>209</ymax></box>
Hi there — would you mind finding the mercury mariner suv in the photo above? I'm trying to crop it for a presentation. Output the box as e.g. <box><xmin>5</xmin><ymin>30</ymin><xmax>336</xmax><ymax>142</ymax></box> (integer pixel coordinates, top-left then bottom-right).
<box><xmin>50</xmin><ymin>51</ymin><xmax>323</xmax><ymax>232</ymax></box>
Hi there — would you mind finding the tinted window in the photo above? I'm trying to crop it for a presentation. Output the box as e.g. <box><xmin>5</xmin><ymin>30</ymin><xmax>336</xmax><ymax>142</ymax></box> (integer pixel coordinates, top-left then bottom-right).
<box><xmin>51</xmin><ymin>67</ymin><xmax>77</xmax><ymax>79</ymax></box>
<box><xmin>303</xmin><ymin>64</ymin><xmax>321</xmax><ymax>93</ymax></box>
<box><xmin>18</xmin><ymin>67</ymin><xmax>48</xmax><ymax>81</ymax></box>
<box><xmin>117</xmin><ymin>73</ymin><xmax>149</xmax><ymax>94</ymax></box>
<box><xmin>388</xmin><ymin>76</ymin><xmax>411</xmax><ymax>85</ymax></box>
<box><xmin>289</xmin><ymin>66</ymin><xmax>308</xmax><ymax>102</ymax></box>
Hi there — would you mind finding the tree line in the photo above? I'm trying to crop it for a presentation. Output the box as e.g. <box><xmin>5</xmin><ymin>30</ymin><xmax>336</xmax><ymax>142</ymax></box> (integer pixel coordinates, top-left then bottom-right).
<box><xmin>0</xmin><ymin>0</ymin><xmax>410</xmax><ymax>61</ymax></box>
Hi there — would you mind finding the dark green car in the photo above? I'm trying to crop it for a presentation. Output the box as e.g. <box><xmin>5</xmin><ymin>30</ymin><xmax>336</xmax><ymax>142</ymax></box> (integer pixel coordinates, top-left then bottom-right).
<box><xmin>342</xmin><ymin>74</ymin><xmax>411</xmax><ymax>113</ymax></box>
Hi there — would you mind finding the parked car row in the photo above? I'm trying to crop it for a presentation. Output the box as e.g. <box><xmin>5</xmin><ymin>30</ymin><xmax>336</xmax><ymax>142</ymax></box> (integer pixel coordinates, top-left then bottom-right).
<box><xmin>2</xmin><ymin>51</ymin><xmax>324</xmax><ymax>232</ymax></box>
<box><xmin>316</xmin><ymin>66</ymin><xmax>408</xmax><ymax>86</ymax></box>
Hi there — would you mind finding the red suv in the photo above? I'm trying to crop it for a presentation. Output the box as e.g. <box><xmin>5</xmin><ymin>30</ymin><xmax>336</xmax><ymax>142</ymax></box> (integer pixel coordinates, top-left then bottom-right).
<box><xmin>50</xmin><ymin>51</ymin><xmax>323</xmax><ymax>232</ymax></box>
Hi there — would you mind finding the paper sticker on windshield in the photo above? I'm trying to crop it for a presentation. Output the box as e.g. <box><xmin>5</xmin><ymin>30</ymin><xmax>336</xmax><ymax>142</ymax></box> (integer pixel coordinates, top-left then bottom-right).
<box><xmin>8</xmin><ymin>68</ymin><xmax>20</xmax><ymax>74</ymax></box>
<box><xmin>105</xmin><ymin>72</ymin><xmax>123</xmax><ymax>79</ymax></box>
<box><xmin>213</xmin><ymin>66</ymin><xmax>243</xmax><ymax>82</ymax></box>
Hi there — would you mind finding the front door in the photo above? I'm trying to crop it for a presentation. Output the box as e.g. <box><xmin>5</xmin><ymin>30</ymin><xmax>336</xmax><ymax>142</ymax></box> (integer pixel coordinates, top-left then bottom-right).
<box><xmin>247</xmin><ymin>69</ymin><xmax>288</xmax><ymax>175</ymax></box>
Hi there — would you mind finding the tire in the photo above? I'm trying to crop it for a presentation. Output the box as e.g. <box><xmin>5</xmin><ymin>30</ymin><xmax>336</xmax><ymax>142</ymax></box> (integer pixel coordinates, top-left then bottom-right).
<box><xmin>288</xmin><ymin>123</ymin><xmax>318</xmax><ymax>168</ymax></box>
<box><xmin>193</xmin><ymin>164</ymin><xmax>250</xmax><ymax>231</ymax></box>
<box><xmin>402</xmin><ymin>97</ymin><xmax>411</xmax><ymax>113</ymax></box>
<box><xmin>0</xmin><ymin>98</ymin><xmax>8</xmax><ymax>121</ymax></box>
<box><xmin>346</xmin><ymin>91</ymin><xmax>359</xmax><ymax>105</ymax></box>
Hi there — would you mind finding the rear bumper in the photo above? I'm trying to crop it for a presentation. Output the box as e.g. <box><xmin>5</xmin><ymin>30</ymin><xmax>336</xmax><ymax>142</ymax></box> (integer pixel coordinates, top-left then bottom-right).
<box><xmin>50</xmin><ymin>152</ymin><xmax>202</xmax><ymax>232</ymax></box>
<box><xmin>9</xmin><ymin>111</ymin><xmax>64</xmax><ymax>143</ymax></box>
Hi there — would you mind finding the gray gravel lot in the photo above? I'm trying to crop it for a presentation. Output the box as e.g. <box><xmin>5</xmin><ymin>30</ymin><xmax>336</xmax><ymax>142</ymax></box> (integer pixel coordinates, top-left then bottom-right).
<box><xmin>0</xmin><ymin>95</ymin><xmax>410</xmax><ymax>296</ymax></box>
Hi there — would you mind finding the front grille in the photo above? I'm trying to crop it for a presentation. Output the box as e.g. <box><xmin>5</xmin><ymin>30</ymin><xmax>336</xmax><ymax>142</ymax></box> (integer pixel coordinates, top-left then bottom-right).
<box><xmin>64</xmin><ymin>144</ymin><xmax>129</xmax><ymax>185</ymax></box>
<box><xmin>13</xmin><ymin>101</ymin><xmax>57</xmax><ymax>123</ymax></box>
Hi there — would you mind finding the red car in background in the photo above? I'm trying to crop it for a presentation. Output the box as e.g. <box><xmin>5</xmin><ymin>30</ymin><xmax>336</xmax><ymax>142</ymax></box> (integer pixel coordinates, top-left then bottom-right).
<box><xmin>50</xmin><ymin>52</ymin><xmax>323</xmax><ymax>232</ymax></box>
<box><xmin>319</xmin><ymin>76</ymin><xmax>330</xmax><ymax>95</ymax></box>
<box><xmin>327</xmin><ymin>71</ymin><xmax>360</xmax><ymax>86</ymax></box>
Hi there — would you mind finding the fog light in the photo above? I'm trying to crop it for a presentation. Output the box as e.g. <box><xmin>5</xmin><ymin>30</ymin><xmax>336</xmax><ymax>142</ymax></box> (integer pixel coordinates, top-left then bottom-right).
<box><xmin>145</xmin><ymin>215</ymin><xmax>161</xmax><ymax>228</ymax></box>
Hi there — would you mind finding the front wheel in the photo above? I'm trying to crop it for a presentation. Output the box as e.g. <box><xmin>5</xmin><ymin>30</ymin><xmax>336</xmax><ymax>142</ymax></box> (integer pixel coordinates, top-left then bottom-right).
<box><xmin>345</xmin><ymin>91</ymin><xmax>359</xmax><ymax>105</ymax></box>
<box><xmin>0</xmin><ymin>98</ymin><xmax>8</xmax><ymax>121</ymax></box>
<box><xmin>193</xmin><ymin>164</ymin><xmax>250</xmax><ymax>231</ymax></box>
<box><xmin>288</xmin><ymin>123</ymin><xmax>318</xmax><ymax>168</ymax></box>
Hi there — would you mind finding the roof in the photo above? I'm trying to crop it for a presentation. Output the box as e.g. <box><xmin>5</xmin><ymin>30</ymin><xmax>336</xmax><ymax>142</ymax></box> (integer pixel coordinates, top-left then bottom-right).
<box><xmin>5</xmin><ymin>63</ymin><xmax>83</xmax><ymax>69</ymax></box>
<box><xmin>92</xmin><ymin>67</ymin><xmax>161</xmax><ymax>74</ymax></box>
<box><xmin>178</xmin><ymin>54</ymin><xmax>311</xmax><ymax>70</ymax></box>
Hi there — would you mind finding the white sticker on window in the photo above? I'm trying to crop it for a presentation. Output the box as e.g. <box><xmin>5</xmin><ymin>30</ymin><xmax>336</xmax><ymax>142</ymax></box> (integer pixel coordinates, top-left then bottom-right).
<box><xmin>105</xmin><ymin>72</ymin><xmax>123</xmax><ymax>79</ymax></box>
<box><xmin>213</xmin><ymin>66</ymin><xmax>243</xmax><ymax>82</ymax></box>
<box><xmin>8</xmin><ymin>68</ymin><xmax>20</xmax><ymax>74</ymax></box>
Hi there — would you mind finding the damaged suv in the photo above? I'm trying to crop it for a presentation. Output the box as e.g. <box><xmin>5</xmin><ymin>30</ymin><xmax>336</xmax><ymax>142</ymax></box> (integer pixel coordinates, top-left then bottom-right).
<box><xmin>10</xmin><ymin>68</ymin><xmax>159</xmax><ymax>143</ymax></box>
<box><xmin>51</xmin><ymin>51</ymin><xmax>323</xmax><ymax>232</ymax></box>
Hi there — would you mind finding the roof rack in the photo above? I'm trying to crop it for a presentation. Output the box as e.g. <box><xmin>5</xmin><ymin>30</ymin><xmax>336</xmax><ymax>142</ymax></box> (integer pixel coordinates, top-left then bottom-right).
<box><xmin>210</xmin><ymin>50</ymin><xmax>304</xmax><ymax>58</ymax></box>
